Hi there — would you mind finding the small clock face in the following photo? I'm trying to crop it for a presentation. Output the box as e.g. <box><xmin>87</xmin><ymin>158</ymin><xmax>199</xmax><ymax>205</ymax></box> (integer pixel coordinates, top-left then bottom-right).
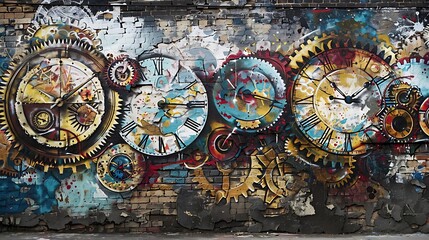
<box><xmin>96</xmin><ymin>143</ymin><xmax>145</xmax><ymax>192</ymax></box>
<box><xmin>213</xmin><ymin>57</ymin><xmax>286</xmax><ymax>131</ymax></box>
<box><xmin>15</xmin><ymin>58</ymin><xmax>105</xmax><ymax>148</ymax></box>
<box><xmin>119</xmin><ymin>56</ymin><xmax>208</xmax><ymax>156</ymax></box>
<box><xmin>292</xmin><ymin>48</ymin><xmax>394</xmax><ymax>155</ymax></box>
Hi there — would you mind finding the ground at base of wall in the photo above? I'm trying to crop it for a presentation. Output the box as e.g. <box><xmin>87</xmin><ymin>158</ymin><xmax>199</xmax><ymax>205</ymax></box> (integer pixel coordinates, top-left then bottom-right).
<box><xmin>0</xmin><ymin>232</ymin><xmax>428</xmax><ymax>240</ymax></box>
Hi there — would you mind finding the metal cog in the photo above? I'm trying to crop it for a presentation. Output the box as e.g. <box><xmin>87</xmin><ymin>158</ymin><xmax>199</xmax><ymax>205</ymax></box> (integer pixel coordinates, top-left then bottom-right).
<box><xmin>289</xmin><ymin>33</ymin><xmax>396</xmax><ymax>77</ymax></box>
<box><xmin>213</xmin><ymin>56</ymin><xmax>287</xmax><ymax>132</ymax></box>
<box><xmin>0</xmin><ymin>39</ymin><xmax>121</xmax><ymax>169</ymax></box>
<box><xmin>386</xmin><ymin>81</ymin><xmax>422</xmax><ymax>111</ymax></box>
<box><xmin>379</xmin><ymin>106</ymin><xmax>417</xmax><ymax>143</ymax></box>
<box><xmin>22</xmin><ymin>19</ymin><xmax>101</xmax><ymax>50</ymax></box>
<box><xmin>397</xmin><ymin>34</ymin><xmax>428</xmax><ymax>59</ymax></box>
<box><xmin>251</xmin><ymin>50</ymin><xmax>291</xmax><ymax>80</ymax></box>
<box><xmin>313</xmin><ymin>159</ymin><xmax>357</xmax><ymax>188</ymax></box>
<box><xmin>105</xmin><ymin>55</ymin><xmax>141</xmax><ymax>89</ymax></box>
<box><xmin>192</xmin><ymin>150</ymin><xmax>263</xmax><ymax>203</ymax></box>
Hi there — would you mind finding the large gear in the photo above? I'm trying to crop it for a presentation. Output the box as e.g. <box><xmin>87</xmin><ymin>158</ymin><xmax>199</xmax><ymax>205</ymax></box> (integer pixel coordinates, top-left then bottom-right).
<box><xmin>397</xmin><ymin>34</ymin><xmax>429</xmax><ymax>59</ymax></box>
<box><xmin>212</xmin><ymin>56</ymin><xmax>287</xmax><ymax>132</ymax></box>
<box><xmin>192</xmin><ymin>149</ymin><xmax>263</xmax><ymax>203</ymax></box>
<box><xmin>0</xmin><ymin>39</ymin><xmax>121</xmax><ymax>169</ymax></box>
<box><xmin>257</xmin><ymin>147</ymin><xmax>307</xmax><ymax>204</ymax></box>
<box><xmin>313</xmin><ymin>159</ymin><xmax>357</xmax><ymax>188</ymax></box>
<box><xmin>23</xmin><ymin>20</ymin><xmax>101</xmax><ymax>50</ymax></box>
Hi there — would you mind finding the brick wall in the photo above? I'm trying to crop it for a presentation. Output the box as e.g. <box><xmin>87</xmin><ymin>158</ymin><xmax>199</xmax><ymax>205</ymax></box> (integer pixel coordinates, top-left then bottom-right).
<box><xmin>0</xmin><ymin>0</ymin><xmax>428</xmax><ymax>234</ymax></box>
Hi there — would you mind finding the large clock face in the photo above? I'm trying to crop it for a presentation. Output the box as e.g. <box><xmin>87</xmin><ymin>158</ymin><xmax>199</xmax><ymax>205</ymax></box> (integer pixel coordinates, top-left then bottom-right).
<box><xmin>292</xmin><ymin>48</ymin><xmax>394</xmax><ymax>155</ymax></box>
<box><xmin>16</xmin><ymin>58</ymin><xmax>104</xmax><ymax>148</ymax></box>
<box><xmin>1</xmin><ymin>40</ymin><xmax>120</xmax><ymax>163</ymax></box>
<box><xmin>119</xmin><ymin>55</ymin><xmax>208</xmax><ymax>156</ymax></box>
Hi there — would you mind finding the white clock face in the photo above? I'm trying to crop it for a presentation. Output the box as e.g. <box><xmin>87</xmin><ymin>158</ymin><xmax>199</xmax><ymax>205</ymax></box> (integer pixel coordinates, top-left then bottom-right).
<box><xmin>120</xmin><ymin>56</ymin><xmax>208</xmax><ymax>156</ymax></box>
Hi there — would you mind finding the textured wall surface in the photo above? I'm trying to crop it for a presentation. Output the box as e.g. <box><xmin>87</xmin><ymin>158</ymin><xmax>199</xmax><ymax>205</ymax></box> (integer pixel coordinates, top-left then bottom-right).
<box><xmin>0</xmin><ymin>0</ymin><xmax>428</xmax><ymax>234</ymax></box>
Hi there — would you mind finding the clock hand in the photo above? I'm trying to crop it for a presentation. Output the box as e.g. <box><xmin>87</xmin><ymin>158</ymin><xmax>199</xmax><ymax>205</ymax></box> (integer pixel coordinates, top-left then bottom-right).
<box><xmin>325</xmin><ymin>77</ymin><xmax>347</xmax><ymax>98</ymax></box>
<box><xmin>158</xmin><ymin>101</ymin><xmax>207</xmax><ymax>108</ymax></box>
<box><xmin>350</xmin><ymin>81</ymin><xmax>372</xmax><ymax>98</ymax></box>
<box><xmin>240</xmin><ymin>89</ymin><xmax>281</xmax><ymax>104</ymax></box>
<box><xmin>50</xmin><ymin>73</ymin><xmax>96</xmax><ymax>109</ymax></box>
<box><xmin>329</xmin><ymin>95</ymin><xmax>360</xmax><ymax>103</ymax></box>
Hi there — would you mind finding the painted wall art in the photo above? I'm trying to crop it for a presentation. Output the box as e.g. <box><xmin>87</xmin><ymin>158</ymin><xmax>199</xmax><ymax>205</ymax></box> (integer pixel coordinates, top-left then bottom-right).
<box><xmin>0</xmin><ymin>1</ymin><xmax>428</xmax><ymax>233</ymax></box>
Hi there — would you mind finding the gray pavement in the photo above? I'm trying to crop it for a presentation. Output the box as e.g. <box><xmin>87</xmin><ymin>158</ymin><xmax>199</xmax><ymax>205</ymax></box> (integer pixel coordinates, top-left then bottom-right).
<box><xmin>0</xmin><ymin>232</ymin><xmax>428</xmax><ymax>240</ymax></box>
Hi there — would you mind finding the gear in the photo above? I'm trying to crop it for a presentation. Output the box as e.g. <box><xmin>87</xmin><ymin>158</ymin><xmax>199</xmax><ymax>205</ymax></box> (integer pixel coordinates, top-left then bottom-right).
<box><xmin>289</xmin><ymin>33</ymin><xmax>396</xmax><ymax>78</ymax></box>
<box><xmin>192</xmin><ymin>149</ymin><xmax>263</xmax><ymax>203</ymax></box>
<box><xmin>288</xmin><ymin>135</ymin><xmax>354</xmax><ymax>166</ymax></box>
<box><xmin>213</xmin><ymin>56</ymin><xmax>287</xmax><ymax>132</ymax></box>
<box><xmin>386</xmin><ymin>81</ymin><xmax>422</xmax><ymax>111</ymax></box>
<box><xmin>96</xmin><ymin>144</ymin><xmax>145</xmax><ymax>192</ymax></box>
<box><xmin>397</xmin><ymin>34</ymin><xmax>428</xmax><ymax>59</ymax></box>
<box><xmin>22</xmin><ymin>20</ymin><xmax>101</xmax><ymax>50</ymax></box>
<box><xmin>313</xmin><ymin>159</ymin><xmax>357</xmax><ymax>188</ymax></box>
<box><xmin>251</xmin><ymin>50</ymin><xmax>291</xmax><ymax>81</ymax></box>
<box><xmin>0</xmin><ymin>39</ymin><xmax>121</xmax><ymax>169</ymax></box>
<box><xmin>257</xmin><ymin>147</ymin><xmax>307</xmax><ymax>204</ymax></box>
<box><xmin>418</xmin><ymin>97</ymin><xmax>429</xmax><ymax>136</ymax></box>
<box><xmin>379</xmin><ymin>106</ymin><xmax>417</xmax><ymax>143</ymax></box>
<box><xmin>105</xmin><ymin>55</ymin><xmax>141</xmax><ymax>89</ymax></box>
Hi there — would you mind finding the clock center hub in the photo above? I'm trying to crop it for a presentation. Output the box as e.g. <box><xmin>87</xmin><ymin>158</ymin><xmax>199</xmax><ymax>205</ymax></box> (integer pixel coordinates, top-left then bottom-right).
<box><xmin>392</xmin><ymin>116</ymin><xmax>407</xmax><ymax>132</ymax></box>
<box><xmin>315</xmin><ymin>68</ymin><xmax>382</xmax><ymax>133</ymax></box>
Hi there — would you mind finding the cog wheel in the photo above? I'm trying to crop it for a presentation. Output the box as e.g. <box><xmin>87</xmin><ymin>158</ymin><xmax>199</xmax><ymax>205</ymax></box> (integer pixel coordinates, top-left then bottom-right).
<box><xmin>213</xmin><ymin>56</ymin><xmax>287</xmax><ymax>132</ymax></box>
<box><xmin>96</xmin><ymin>144</ymin><xmax>145</xmax><ymax>192</ymax></box>
<box><xmin>0</xmin><ymin>39</ymin><xmax>121</xmax><ymax>169</ymax></box>
<box><xmin>192</xmin><ymin>149</ymin><xmax>263</xmax><ymax>203</ymax></box>
<box><xmin>313</xmin><ymin>159</ymin><xmax>357</xmax><ymax>188</ymax></box>
<box><xmin>251</xmin><ymin>50</ymin><xmax>291</xmax><ymax>80</ymax></box>
<box><xmin>418</xmin><ymin>97</ymin><xmax>429</xmax><ymax>136</ymax></box>
<box><xmin>23</xmin><ymin>20</ymin><xmax>101</xmax><ymax>50</ymax></box>
<box><xmin>379</xmin><ymin>106</ymin><xmax>417</xmax><ymax>143</ymax></box>
<box><xmin>289</xmin><ymin>33</ymin><xmax>396</xmax><ymax>77</ymax></box>
<box><xmin>257</xmin><ymin>147</ymin><xmax>307</xmax><ymax>204</ymax></box>
<box><xmin>397</xmin><ymin>34</ymin><xmax>428</xmax><ymax>59</ymax></box>
<box><xmin>395</xmin><ymin>57</ymin><xmax>429</xmax><ymax>97</ymax></box>
<box><xmin>386</xmin><ymin>81</ymin><xmax>422</xmax><ymax>111</ymax></box>
<box><xmin>105</xmin><ymin>55</ymin><xmax>141</xmax><ymax>89</ymax></box>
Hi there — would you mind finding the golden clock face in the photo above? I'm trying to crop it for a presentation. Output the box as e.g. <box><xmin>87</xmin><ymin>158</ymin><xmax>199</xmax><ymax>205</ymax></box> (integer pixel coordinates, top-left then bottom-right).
<box><xmin>16</xmin><ymin>58</ymin><xmax>105</xmax><ymax>148</ymax></box>
<box><xmin>0</xmin><ymin>40</ymin><xmax>120</xmax><ymax>164</ymax></box>
<box><xmin>292</xmin><ymin>48</ymin><xmax>394</xmax><ymax>155</ymax></box>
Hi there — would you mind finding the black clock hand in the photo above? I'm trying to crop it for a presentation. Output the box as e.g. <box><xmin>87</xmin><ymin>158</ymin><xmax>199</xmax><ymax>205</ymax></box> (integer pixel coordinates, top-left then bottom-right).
<box><xmin>240</xmin><ymin>89</ymin><xmax>281</xmax><ymax>104</ymax></box>
<box><xmin>325</xmin><ymin>77</ymin><xmax>347</xmax><ymax>98</ymax></box>
<box><xmin>50</xmin><ymin>73</ymin><xmax>96</xmax><ymax>108</ymax></box>
<box><xmin>329</xmin><ymin>95</ymin><xmax>360</xmax><ymax>103</ymax></box>
<box><xmin>350</xmin><ymin>81</ymin><xmax>372</xmax><ymax>98</ymax></box>
<box><xmin>158</xmin><ymin>101</ymin><xmax>207</xmax><ymax>108</ymax></box>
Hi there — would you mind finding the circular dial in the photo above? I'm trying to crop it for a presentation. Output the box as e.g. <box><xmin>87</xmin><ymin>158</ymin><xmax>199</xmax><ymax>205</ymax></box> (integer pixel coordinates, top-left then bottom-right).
<box><xmin>120</xmin><ymin>56</ymin><xmax>208</xmax><ymax>156</ymax></box>
<box><xmin>419</xmin><ymin>97</ymin><xmax>429</xmax><ymax>136</ymax></box>
<box><xmin>292</xmin><ymin>48</ymin><xmax>394</xmax><ymax>155</ymax></box>
<box><xmin>383</xmin><ymin>107</ymin><xmax>415</xmax><ymax>140</ymax></box>
<box><xmin>16</xmin><ymin>58</ymin><xmax>104</xmax><ymax>148</ymax></box>
<box><xmin>96</xmin><ymin>144</ymin><xmax>145</xmax><ymax>192</ymax></box>
<box><xmin>213</xmin><ymin>57</ymin><xmax>286</xmax><ymax>131</ymax></box>
<box><xmin>1</xmin><ymin>40</ymin><xmax>120</xmax><ymax>163</ymax></box>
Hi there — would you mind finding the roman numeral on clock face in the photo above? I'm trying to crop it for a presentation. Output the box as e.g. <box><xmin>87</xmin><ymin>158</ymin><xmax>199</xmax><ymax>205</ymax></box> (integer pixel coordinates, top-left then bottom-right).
<box><xmin>184</xmin><ymin>118</ymin><xmax>201</xmax><ymax>132</ymax></box>
<box><xmin>318</xmin><ymin>126</ymin><xmax>333</xmax><ymax>147</ymax></box>
<box><xmin>299</xmin><ymin>114</ymin><xmax>321</xmax><ymax>131</ymax></box>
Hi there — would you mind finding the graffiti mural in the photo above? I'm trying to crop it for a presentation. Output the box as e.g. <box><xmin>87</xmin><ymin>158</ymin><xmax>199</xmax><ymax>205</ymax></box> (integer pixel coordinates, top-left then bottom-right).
<box><xmin>0</xmin><ymin>1</ymin><xmax>429</xmax><ymax>233</ymax></box>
